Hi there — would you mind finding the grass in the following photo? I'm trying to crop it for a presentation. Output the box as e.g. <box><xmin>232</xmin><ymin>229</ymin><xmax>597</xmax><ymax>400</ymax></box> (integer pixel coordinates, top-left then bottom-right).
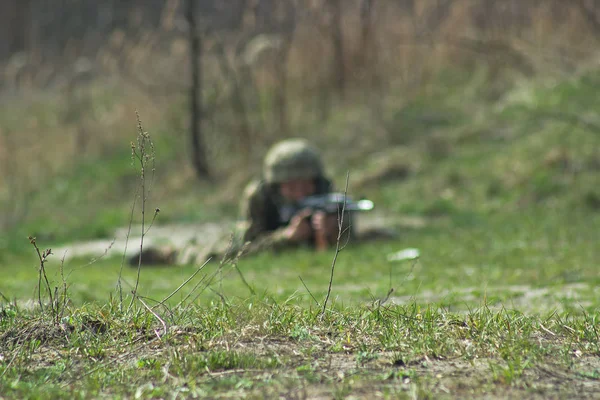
<box><xmin>2</xmin><ymin>67</ymin><xmax>600</xmax><ymax>398</ymax></box>
<box><xmin>1</xmin><ymin>203</ymin><xmax>600</xmax><ymax>398</ymax></box>
<box><xmin>1</xmin><ymin>294</ymin><xmax>599</xmax><ymax>398</ymax></box>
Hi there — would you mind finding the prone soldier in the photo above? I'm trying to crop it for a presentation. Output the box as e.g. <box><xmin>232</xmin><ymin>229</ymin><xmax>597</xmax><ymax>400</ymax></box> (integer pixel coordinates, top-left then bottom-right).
<box><xmin>238</xmin><ymin>138</ymin><xmax>355</xmax><ymax>253</ymax></box>
<box><xmin>130</xmin><ymin>138</ymin><xmax>365</xmax><ymax>266</ymax></box>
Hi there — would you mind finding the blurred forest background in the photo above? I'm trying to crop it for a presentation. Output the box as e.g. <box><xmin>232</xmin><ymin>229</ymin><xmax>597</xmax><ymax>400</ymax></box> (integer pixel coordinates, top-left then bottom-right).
<box><xmin>1</xmin><ymin>0</ymin><xmax>600</xmax><ymax>248</ymax></box>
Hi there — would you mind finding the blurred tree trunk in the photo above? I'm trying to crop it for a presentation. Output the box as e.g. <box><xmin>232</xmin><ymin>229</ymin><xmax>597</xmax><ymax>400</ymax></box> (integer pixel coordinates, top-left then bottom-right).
<box><xmin>0</xmin><ymin>0</ymin><xmax>31</xmax><ymax>61</ymax></box>
<box><xmin>574</xmin><ymin>0</ymin><xmax>600</xmax><ymax>33</ymax></box>
<box><xmin>414</xmin><ymin>0</ymin><xmax>455</xmax><ymax>40</ymax></box>
<box><xmin>330</xmin><ymin>0</ymin><xmax>346</xmax><ymax>98</ymax></box>
<box><xmin>358</xmin><ymin>0</ymin><xmax>376</xmax><ymax>79</ymax></box>
<box><xmin>273</xmin><ymin>0</ymin><xmax>297</xmax><ymax>136</ymax></box>
<box><xmin>359</xmin><ymin>0</ymin><xmax>383</xmax><ymax>119</ymax></box>
<box><xmin>359</xmin><ymin>0</ymin><xmax>374</xmax><ymax>55</ymax></box>
<box><xmin>187</xmin><ymin>0</ymin><xmax>210</xmax><ymax>179</ymax></box>
<box><xmin>274</xmin><ymin>40</ymin><xmax>292</xmax><ymax>135</ymax></box>
<box><xmin>400</xmin><ymin>0</ymin><xmax>415</xmax><ymax>12</ymax></box>
<box><xmin>214</xmin><ymin>38</ymin><xmax>253</xmax><ymax>159</ymax></box>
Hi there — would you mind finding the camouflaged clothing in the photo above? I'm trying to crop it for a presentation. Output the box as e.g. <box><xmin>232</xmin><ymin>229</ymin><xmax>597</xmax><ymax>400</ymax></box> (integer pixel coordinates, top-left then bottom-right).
<box><xmin>236</xmin><ymin>177</ymin><xmax>334</xmax><ymax>255</ymax></box>
<box><xmin>135</xmin><ymin>176</ymin><xmax>334</xmax><ymax>267</ymax></box>
<box><xmin>130</xmin><ymin>139</ymin><xmax>340</xmax><ymax>266</ymax></box>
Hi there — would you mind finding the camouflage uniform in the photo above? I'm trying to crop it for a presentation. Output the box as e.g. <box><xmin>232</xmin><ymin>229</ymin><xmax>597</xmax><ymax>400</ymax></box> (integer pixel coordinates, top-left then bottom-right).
<box><xmin>179</xmin><ymin>138</ymin><xmax>340</xmax><ymax>262</ymax></box>
<box><xmin>130</xmin><ymin>138</ymin><xmax>346</xmax><ymax>267</ymax></box>
<box><xmin>237</xmin><ymin>180</ymin><xmax>334</xmax><ymax>254</ymax></box>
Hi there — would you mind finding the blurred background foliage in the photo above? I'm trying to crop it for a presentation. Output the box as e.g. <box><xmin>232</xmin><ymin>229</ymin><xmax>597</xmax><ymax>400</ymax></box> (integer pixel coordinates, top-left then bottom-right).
<box><xmin>1</xmin><ymin>0</ymin><xmax>600</xmax><ymax>253</ymax></box>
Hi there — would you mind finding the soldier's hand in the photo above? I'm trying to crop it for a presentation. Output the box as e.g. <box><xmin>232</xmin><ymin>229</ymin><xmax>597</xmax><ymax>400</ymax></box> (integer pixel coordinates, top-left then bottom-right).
<box><xmin>311</xmin><ymin>211</ymin><xmax>339</xmax><ymax>250</ymax></box>
<box><xmin>312</xmin><ymin>212</ymin><xmax>339</xmax><ymax>236</ymax></box>
<box><xmin>284</xmin><ymin>209</ymin><xmax>313</xmax><ymax>242</ymax></box>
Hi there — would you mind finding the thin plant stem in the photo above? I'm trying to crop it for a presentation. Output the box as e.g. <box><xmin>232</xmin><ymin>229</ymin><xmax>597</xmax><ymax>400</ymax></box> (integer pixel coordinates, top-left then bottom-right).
<box><xmin>29</xmin><ymin>236</ymin><xmax>54</xmax><ymax>316</ymax></box>
<box><xmin>138</xmin><ymin>297</ymin><xmax>168</xmax><ymax>339</ymax></box>
<box><xmin>118</xmin><ymin>184</ymin><xmax>139</xmax><ymax>309</ymax></box>
<box><xmin>154</xmin><ymin>258</ymin><xmax>211</xmax><ymax>309</ymax></box>
<box><xmin>299</xmin><ymin>276</ymin><xmax>320</xmax><ymax>307</ymax></box>
<box><xmin>128</xmin><ymin>112</ymin><xmax>156</xmax><ymax>311</ymax></box>
<box><xmin>321</xmin><ymin>171</ymin><xmax>349</xmax><ymax>316</ymax></box>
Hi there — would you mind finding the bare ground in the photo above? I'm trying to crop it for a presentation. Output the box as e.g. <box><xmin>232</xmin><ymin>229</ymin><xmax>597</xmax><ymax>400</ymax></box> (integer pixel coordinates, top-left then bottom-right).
<box><xmin>69</xmin><ymin>335</ymin><xmax>600</xmax><ymax>399</ymax></box>
<box><xmin>202</xmin><ymin>339</ymin><xmax>600</xmax><ymax>399</ymax></box>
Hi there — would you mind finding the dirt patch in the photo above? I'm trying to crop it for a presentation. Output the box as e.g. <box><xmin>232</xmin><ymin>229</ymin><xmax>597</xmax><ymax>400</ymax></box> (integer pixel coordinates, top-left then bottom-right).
<box><xmin>389</xmin><ymin>283</ymin><xmax>592</xmax><ymax>313</ymax></box>
<box><xmin>52</xmin><ymin>221</ymin><xmax>234</xmax><ymax>261</ymax></box>
<box><xmin>192</xmin><ymin>340</ymin><xmax>600</xmax><ymax>399</ymax></box>
<box><xmin>399</xmin><ymin>356</ymin><xmax>600</xmax><ymax>399</ymax></box>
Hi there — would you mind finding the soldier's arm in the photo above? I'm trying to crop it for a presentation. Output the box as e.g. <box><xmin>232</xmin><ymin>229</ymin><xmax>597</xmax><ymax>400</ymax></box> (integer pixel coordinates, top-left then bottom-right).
<box><xmin>239</xmin><ymin>181</ymin><xmax>295</xmax><ymax>252</ymax></box>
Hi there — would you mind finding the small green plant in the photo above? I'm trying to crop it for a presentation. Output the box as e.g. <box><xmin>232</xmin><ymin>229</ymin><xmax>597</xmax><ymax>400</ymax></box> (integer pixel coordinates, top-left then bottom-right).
<box><xmin>27</xmin><ymin>236</ymin><xmax>70</xmax><ymax>325</ymax></box>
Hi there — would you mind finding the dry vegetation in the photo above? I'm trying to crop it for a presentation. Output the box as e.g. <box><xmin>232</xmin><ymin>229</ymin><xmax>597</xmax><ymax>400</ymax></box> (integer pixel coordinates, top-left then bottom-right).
<box><xmin>0</xmin><ymin>2</ymin><xmax>599</xmax><ymax>252</ymax></box>
<box><xmin>1</xmin><ymin>1</ymin><xmax>599</xmax><ymax>186</ymax></box>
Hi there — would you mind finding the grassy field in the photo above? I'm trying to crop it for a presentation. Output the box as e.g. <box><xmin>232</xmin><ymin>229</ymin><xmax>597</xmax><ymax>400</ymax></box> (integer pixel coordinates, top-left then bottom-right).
<box><xmin>2</xmin><ymin>217</ymin><xmax>600</xmax><ymax>398</ymax></box>
<box><xmin>2</xmin><ymin>68</ymin><xmax>600</xmax><ymax>398</ymax></box>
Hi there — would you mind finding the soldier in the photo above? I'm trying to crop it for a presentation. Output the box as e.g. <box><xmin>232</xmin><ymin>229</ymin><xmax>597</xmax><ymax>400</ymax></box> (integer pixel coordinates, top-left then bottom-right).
<box><xmin>238</xmin><ymin>138</ymin><xmax>348</xmax><ymax>254</ymax></box>
<box><xmin>129</xmin><ymin>138</ymin><xmax>349</xmax><ymax>267</ymax></box>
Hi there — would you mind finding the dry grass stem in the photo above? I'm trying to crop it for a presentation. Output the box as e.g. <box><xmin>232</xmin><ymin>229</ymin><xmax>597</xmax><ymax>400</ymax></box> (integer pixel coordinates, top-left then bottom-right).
<box><xmin>28</xmin><ymin>236</ymin><xmax>54</xmax><ymax>315</ymax></box>
<box><xmin>128</xmin><ymin>111</ymin><xmax>156</xmax><ymax>311</ymax></box>
<box><xmin>299</xmin><ymin>276</ymin><xmax>320</xmax><ymax>307</ymax></box>
<box><xmin>154</xmin><ymin>257</ymin><xmax>212</xmax><ymax>309</ymax></box>
<box><xmin>321</xmin><ymin>171</ymin><xmax>350</xmax><ymax>316</ymax></box>
<box><xmin>138</xmin><ymin>297</ymin><xmax>168</xmax><ymax>339</ymax></box>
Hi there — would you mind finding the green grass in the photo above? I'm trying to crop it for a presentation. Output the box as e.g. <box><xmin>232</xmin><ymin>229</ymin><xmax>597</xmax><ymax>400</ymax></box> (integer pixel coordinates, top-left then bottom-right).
<box><xmin>3</xmin><ymin>203</ymin><xmax>599</xmax><ymax>309</ymax></box>
<box><xmin>3</xmin><ymin>67</ymin><xmax>600</xmax><ymax>398</ymax></box>
<box><xmin>1</xmin><ymin>291</ymin><xmax>599</xmax><ymax>398</ymax></box>
<box><xmin>2</xmin><ymin>202</ymin><xmax>600</xmax><ymax>398</ymax></box>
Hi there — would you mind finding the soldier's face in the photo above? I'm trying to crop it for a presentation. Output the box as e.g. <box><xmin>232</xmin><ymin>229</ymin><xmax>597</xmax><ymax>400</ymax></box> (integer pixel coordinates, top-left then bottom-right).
<box><xmin>279</xmin><ymin>179</ymin><xmax>316</xmax><ymax>202</ymax></box>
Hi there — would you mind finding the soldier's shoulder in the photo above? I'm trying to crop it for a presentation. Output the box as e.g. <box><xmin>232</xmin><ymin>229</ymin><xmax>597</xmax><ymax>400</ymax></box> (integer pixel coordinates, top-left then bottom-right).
<box><xmin>242</xmin><ymin>179</ymin><xmax>267</xmax><ymax>200</ymax></box>
<box><xmin>240</xmin><ymin>179</ymin><xmax>271</xmax><ymax>216</ymax></box>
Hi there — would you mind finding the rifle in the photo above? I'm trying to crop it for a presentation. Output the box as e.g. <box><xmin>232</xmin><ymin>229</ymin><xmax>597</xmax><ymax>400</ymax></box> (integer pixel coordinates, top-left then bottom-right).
<box><xmin>278</xmin><ymin>193</ymin><xmax>374</xmax><ymax>225</ymax></box>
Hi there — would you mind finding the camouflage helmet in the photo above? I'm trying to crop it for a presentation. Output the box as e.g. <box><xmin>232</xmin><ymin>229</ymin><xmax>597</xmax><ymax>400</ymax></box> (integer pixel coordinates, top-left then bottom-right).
<box><xmin>263</xmin><ymin>139</ymin><xmax>324</xmax><ymax>183</ymax></box>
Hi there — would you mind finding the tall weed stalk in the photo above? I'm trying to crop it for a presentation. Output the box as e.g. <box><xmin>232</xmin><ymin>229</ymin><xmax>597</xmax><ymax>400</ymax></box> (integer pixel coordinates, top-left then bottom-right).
<box><xmin>116</xmin><ymin>112</ymin><xmax>158</xmax><ymax>311</ymax></box>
